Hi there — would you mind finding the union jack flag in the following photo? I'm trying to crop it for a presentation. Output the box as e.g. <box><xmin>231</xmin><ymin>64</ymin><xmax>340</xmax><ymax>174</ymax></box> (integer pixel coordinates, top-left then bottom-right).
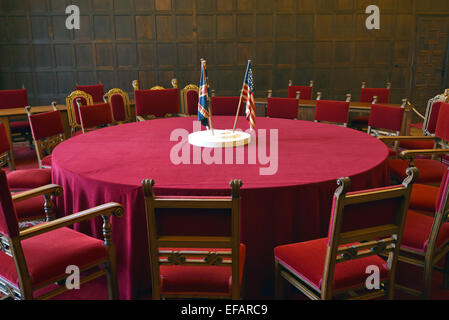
<box><xmin>241</xmin><ymin>61</ymin><xmax>256</xmax><ymax>130</ymax></box>
<box><xmin>198</xmin><ymin>59</ymin><xmax>211</xmax><ymax>128</ymax></box>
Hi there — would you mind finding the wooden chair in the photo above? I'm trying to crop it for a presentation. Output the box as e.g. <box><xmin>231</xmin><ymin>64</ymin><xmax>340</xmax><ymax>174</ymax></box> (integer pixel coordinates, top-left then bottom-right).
<box><xmin>395</xmin><ymin>167</ymin><xmax>449</xmax><ymax>298</ymax></box>
<box><xmin>314</xmin><ymin>100</ymin><xmax>350</xmax><ymax>127</ymax></box>
<box><xmin>366</xmin><ymin>99</ymin><xmax>408</xmax><ymax>157</ymax></box>
<box><xmin>25</xmin><ymin>103</ymin><xmax>65</xmax><ymax>169</ymax></box>
<box><xmin>66</xmin><ymin>90</ymin><xmax>93</xmax><ymax>135</ymax></box>
<box><xmin>0</xmin><ymin>170</ymin><xmax>124</xmax><ymax>300</ymax></box>
<box><xmin>352</xmin><ymin>82</ymin><xmax>392</xmax><ymax>128</ymax></box>
<box><xmin>133</xmin><ymin>79</ymin><xmax>180</xmax><ymax>121</ymax></box>
<box><xmin>103</xmin><ymin>89</ymin><xmax>132</xmax><ymax>124</ymax></box>
<box><xmin>266</xmin><ymin>98</ymin><xmax>298</xmax><ymax>120</ymax></box>
<box><xmin>0</xmin><ymin>122</ymin><xmax>51</xmax><ymax>192</ymax></box>
<box><xmin>142</xmin><ymin>179</ymin><xmax>245</xmax><ymax>300</ymax></box>
<box><xmin>401</xmin><ymin>91</ymin><xmax>449</xmax><ymax>152</ymax></box>
<box><xmin>0</xmin><ymin>89</ymin><xmax>33</xmax><ymax>147</ymax></box>
<box><xmin>379</xmin><ymin>102</ymin><xmax>449</xmax><ymax>186</ymax></box>
<box><xmin>77</xmin><ymin>102</ymin><xmax>114</xmax><ymax>134</ymax></box>
<box><xmin>210</xmin><ymin>97</ymin><xmax>245</xmax><ymax>116</ymax></box>
<box><xmin>274</xmin><ymin>167</ymin><xmax>417</xmax><ymax>300</ymax></box>
<box><xmin>287</xmin><ymin>80</ymin><xmax>314</xmax><ymax>100</ymax></box>
<box><xmin>76</xmin><ymin>84</ymin><xmax>105</xmax><ymax>103</ymax></box>
<box><xmin>180</xmin><ymin>84</ymin><xmax>199</xmax><ymax>116</ymax></box>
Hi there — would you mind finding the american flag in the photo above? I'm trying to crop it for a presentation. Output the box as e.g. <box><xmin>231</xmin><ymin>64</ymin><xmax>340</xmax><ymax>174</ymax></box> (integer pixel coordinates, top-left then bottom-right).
<box><xmin>241</xmin><ymin>61</ymin><xmax>256</xmax><ymax>130</ymax></box>
<box><xmin>198</xmin><ymin>59</ymin><xmax>211</xmax><ymax>128</ymax></box>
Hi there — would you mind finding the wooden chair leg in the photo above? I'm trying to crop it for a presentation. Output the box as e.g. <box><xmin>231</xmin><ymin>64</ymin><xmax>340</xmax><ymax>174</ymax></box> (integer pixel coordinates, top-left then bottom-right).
<box><xmin>443</xmin><ymin>252</ymin><xmax>449</xmax><ymax>289</ymax></box>
<box><xmin>423</xmin><ymin>261</ymin><xmax>433</xmax><ymax>299</ymax></box>
<box><xmin>106</xmin><ymin>261</ymin><xmax>119</xmax><ymax>300</ymax></box>
<box><xmin>274</xmin><ymin>260</ymin><xmax>285</xmax><ymax>300</ymax></box>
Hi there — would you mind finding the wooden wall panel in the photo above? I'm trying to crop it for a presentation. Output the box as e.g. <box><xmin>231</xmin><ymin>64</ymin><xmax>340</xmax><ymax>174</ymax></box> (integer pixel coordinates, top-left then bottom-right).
<box><xmin>0</xmin><ymin>0</ymin><xmax>448</xmax><ymax>116</ymax></box>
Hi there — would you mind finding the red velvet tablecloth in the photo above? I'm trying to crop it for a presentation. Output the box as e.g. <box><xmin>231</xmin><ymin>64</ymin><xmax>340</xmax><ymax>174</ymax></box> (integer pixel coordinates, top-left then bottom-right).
<box><xmin>51</xmin><ymin>116</ymin><xmax>389</xmax><ymax>299</ymax></box>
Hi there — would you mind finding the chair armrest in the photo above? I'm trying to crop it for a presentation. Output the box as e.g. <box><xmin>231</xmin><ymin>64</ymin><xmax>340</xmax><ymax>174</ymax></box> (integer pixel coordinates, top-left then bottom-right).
<box><xmin>19</xmin><ymin>202</ymin><xmax>124</xmax><ymax>241</ymax></box>
<box><xmin>400</xmin><ymin>149</ymin><xmax>449</xmax><ymax>160</ymax></box>
<box><xmin>378</xmin><ymin>136</ymin><xmax>437</xmax><ymax>142</ymax></box>
<box><xmin>136</xmin><ymin>115</ymin><xmax>157</xmax><ymax>122</ymax></box>
<box><xmin>12</xmin><ymin>184</ymin><xmax>63</xmax><ymax>203</ymax></box>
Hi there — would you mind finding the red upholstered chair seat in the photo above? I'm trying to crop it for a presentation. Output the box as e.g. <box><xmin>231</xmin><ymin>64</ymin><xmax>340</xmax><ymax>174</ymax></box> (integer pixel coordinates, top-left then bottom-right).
<box><xmin>14</xmin><ymin>196</ymin><xmax>46</xmax><ymax>221</ymax></box>
<box><xmin>159</xmin><ymin>244</ymin><xmax>246</xmax><ymax>295</ymax></box>
<box><xmin>6</xmin><ymin>169</ymin><xmax>52</xmax><ymax>190</ymax></box>
<box><xmin>410</xmin><ymin>184</ymin><xmax>438</xmax><ymax>213</ymax></box>
<box><xmin>274</xmin><ymin>238</ymin><xmax>390</xmax><ymax>291</ymax></box>
<box><xmin>388</xmin><ymin>158</ymin><xmax>447</xmax><ymax>184</ymax></box>
<box><xmin>402</xmin><ymin>210</ymin><xmax>449</xmax><ymax>253</ymax></box>
<box><xmin>399</xmin><ymin>139</ymin><xmax>435</xmax><ymax>150</ymax></box>
<box><xmin>0</xmin><ymin>227</ymin><xmax>108</xmax><ymax>288</ymax></box>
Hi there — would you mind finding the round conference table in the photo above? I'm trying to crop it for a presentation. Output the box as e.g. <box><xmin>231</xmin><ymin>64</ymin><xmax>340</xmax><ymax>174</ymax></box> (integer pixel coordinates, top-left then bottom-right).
<box><xmin>51</xmin><ymin>116</ymin><xmax>390</xmax><ymax>299</ymax></box>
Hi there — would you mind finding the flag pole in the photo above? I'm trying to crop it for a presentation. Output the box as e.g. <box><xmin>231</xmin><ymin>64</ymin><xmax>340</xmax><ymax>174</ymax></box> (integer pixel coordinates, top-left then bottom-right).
<box><xmin>233</xmin><ymin>60</ymin><xmax>251</xmax><ymax>133</ymax></box>
<box><xmin>201</xmin><ymin>59</ymin><xmax>214</xmax><ymax>136</ymax></box>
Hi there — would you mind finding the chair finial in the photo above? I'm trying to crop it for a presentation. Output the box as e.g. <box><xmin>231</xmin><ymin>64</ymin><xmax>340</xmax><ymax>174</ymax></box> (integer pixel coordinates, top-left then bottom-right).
<box><xmin>267</xmin><ymin>90</ymin><xmax>273</xmax><ymax>98</ymax></box>
<box><xmin>51</xmin><ymin>101</ymin><xmax>58</xmax><ymax>111</ymax></box>
<box><xmin>403</xmin><ymin>167</ymin><xmax>418</xmax><ymax>187</ymax></box>
<box><xmin>132</xmin><ymin>80</ymin><xmax>139</xmax><ymax>91</ymax></box>
<box><xmin>372</xmin><ymin>96</ymin><xmax>378</xmax><ymax>104</ymax></box>
<box><xmin>211</xmin><ymin>89</ymin><xmax>216</xmax><ymax>97</ymax></box>
<box><xmin>171</xmin><ymin>78</ymin><xmax>178</xmax><ymax>89</ymax></box>
<box><xmin>142</xmin><ymin>179</ymin><xmax>156</xmax><ymax>198</ymax></box>
<box><xmin>22</xmin><ymin>83</ymin><xmax>25</xmax><ymax>89</ymax></box>
<box><xmin>230</xmin><ymin>179</ymin><xmax>242</xmax><ymax>198</ymax></box>
<box><xmin>386</xmin><ymin>82</ymin><xmax>392</xmax><ymax>89</ymax></box>
<box><xmin>288</xmin><ymin>80</ymin><xmax>293</xmax><ymax>87</ymax></box>
<box><xmin>335</xmin><ymin>177</ymin><xmax>351</xmax><ymax>197</ymax></box>
<box><xmin>309</xmin><ymin>80</ymin><xmax>314</xmax><ymax>87</ymax></box>
<box><xmin>25</xmin><ymin>106</ymin><xmax>32</xmax><ymax>116</ymax></box>
<box><xmin>296</xmin><ymin>91</ymin><xmax>301</xmax><ymax>100</ymax></box>
<box><xmin>346</xmin><ymin>93</ymin><xmax>352</xmax><ymax>102</ymax></box>
<box><xmin>316</xmin><ymin>92</ymin><xmax>322</xmax><ymax>101</ymax></box>
<box><xmin>401</xmin><ymin>98</ymin><xmax>408</xmax><ymax>107</ymax></box>
<box><xmin>361</xmin><ymin>82</ymin><xmax>366</xmax><ymax>89</ymax></box>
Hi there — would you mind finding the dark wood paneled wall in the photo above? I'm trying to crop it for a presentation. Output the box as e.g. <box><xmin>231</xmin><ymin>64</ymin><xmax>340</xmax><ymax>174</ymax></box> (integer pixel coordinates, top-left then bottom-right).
<box><xmin>1</xmin><ymin>0</ymin><xmax>449</xmax><ymax>115</ymax></box>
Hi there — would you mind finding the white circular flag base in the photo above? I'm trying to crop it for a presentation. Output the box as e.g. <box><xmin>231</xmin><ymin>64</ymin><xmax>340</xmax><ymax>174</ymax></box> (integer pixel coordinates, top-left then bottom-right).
<box><xmin>188</xmin><ymin>129</ymin><xmax>251</xmax><ymax>148</ymax></box>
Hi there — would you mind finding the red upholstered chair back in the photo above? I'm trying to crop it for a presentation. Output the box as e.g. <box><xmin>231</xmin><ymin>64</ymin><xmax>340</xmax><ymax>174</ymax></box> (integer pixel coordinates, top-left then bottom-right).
<box><xmin>267</xmin><ymin>98</ymin><xmax>298</xmax><ymax>119</ymax></box>
<box><xmin>436</xmin><ymin>169</ymin><xmax>449</xmax><ymax>214</ymax></box>
<box><xmin>0</xmin><ymin>123</ymin><xmax>11</xmax><ymax>155</ymax></box>
<box><xmin>28</xmin><ymin>110</ymin><xmax>64</xmax><ymax>141</ymax></box>
<box><xmin>360</xmin><ymin>88</ymin><xmax>390</xmax><ymax>104</ymax></box>
<box><xmin>66</xmin><ymin>91</ymin><xmax>94</xmax><ymax>130</ymax></box>
<box><xmin>435</xmin><ymin>102</ymin><xmax>449</xmax><ymax>142</ymax></box>
<box><xmin>314</xmin><ymin>100</ymin><xmax>350</xmax><ymax>125</ymax></box>
<box><xmin>142</xmin><ymin>179</ymin><xmax>243</xmax><ymax>299</ymax></box>
<box><xmin>0</xmin><ymin>89</ymin><xmax>29</xmax><ymax>110</ymax></box>
<box><xmin>79</xmin><ymin>103</ymin><xmax>113</xmax><ymax>133</ymax></box>
<box><xmin>135</xmin><ymin>88</ymin><xmax>180</xmax><ymax>118</ymax></box>
<box><xmin>110</xmin><ymin>94</ymin><xmax>127</xmax><ymax>122</ymax></box>
<box><xmin>322</xmin><ymin>169</ymin><xmax>416</xmax><ymax>295</ymax></box>
<box><xmin>426</xmin><ymin>101</ymin><xmax>443</xmax><ymax>135</ymax></box>
<box><xmin>76</xmin><ymin>85</ymin><xmax>105</xmax><ymax>103</ymax></box>
<box><xmin>211</xmin><ymin>97</ymin><xmax>244</xmax><ymax>116</ymax></box>
<box><xmin>288</xmin><ymin>86</ymin><xmax>313</xmax><ymax>100</ymax></box>
<box><xmin>0</xmin><ymin>170</ymin><xmax>19</xmax><ymax>238</ymax></box>
<box><xmin>368</xmin><ymin>104</ymin><xmax>405</xmax><ymax>133</ymax></box>
<box><xmin>186</xmin><ymin>90</ymin><xmax>199</xmax><ymax>115</ymax></box>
